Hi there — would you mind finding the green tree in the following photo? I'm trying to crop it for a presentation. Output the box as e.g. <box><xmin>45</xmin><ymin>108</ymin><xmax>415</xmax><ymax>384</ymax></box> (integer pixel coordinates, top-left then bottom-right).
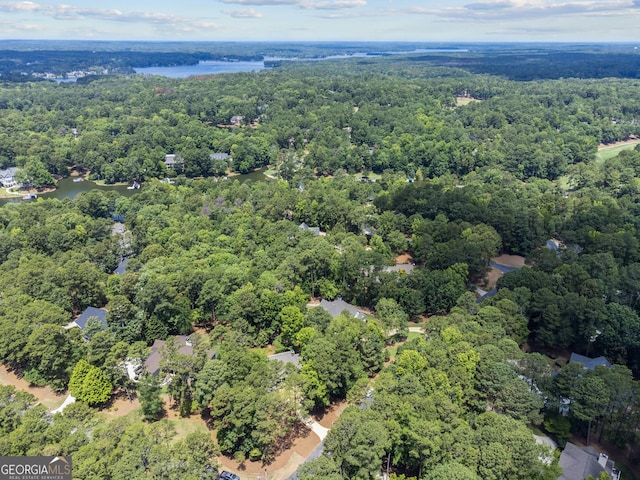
<box><xmin>324</xmin><ymin>407</ymin><xmax>390</xmax><ymax>480</ymax></box>
<box><xmin>138</xmin><ymin>374</ymin><xmax>164</xmax><ymax>421</ymax></box>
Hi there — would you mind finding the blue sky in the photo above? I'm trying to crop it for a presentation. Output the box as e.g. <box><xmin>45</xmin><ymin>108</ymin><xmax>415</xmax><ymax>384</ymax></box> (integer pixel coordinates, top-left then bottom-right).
<box><xmin>0</xmin><ymin>0</ymin><xmax>639</xmax><ymax>41</ymax></box>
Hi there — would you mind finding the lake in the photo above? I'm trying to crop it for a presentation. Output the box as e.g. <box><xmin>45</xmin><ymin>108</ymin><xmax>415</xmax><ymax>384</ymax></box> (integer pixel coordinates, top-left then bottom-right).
<box><xmin>133</xmin><ymin>49</ymin><xmax>469</xmax><ymax>79</ymax></box>
<box><xmin>0</xmin><ymin>177</ymin><xmax>137</xmax><ymax>206</ymax></box>
<box><xmin>134</xmin><ymin>60</ymin><xmax>266</xmax><ymax>78</ymax></box>
<box><xmin>0</xmin><ymin>170</ymin><xmax>272</xmax><ymax>206</ymax></box>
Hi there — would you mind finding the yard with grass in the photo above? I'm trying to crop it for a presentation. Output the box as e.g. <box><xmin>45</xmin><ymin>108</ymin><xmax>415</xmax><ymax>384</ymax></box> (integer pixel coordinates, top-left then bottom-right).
<box><xmin>386</xmin><ymin>331</ymin><xmax>423</xmax><ymax>360</ymax></box>
<box><xmin>596</xmin><ymin>139</ymin><xmax>640</xmax><ymax>164</ymax></box>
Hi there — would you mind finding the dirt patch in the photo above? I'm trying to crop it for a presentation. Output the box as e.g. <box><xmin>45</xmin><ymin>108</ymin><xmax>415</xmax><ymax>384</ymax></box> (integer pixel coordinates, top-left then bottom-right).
<box><xmin>395</xmin><ymin>254</ymin><xmax>413</xmax><ymax>264</ymax></box>
<box><xmin>597</xmin><ymin>137</ymin><xmax>640</xmax><ymax>150</ymax></box>
<box><xmin>101</xmin><ymin>391</ymin><xmax>140</xmax><ymax>419</ymax></box>
<box><xmin>491</xmin><ymin>254</ymin><xmax>526</xmax><ymax>268</ymax></box>
<box><xmin>0</xmin><ymin>364</ymin><xmax>65</xmax><ymax>411</ymax></box>
<box><xmin>314</xmin><ymin>399</ymin><xmax>349</xmax><ymax>429</ymax></box>
<box><xmin>216</xmin><ymin>425</ymin><xmax>320</xmax><ymax>480</ymax></box>
<box><xmin>483</xmin><ymin>267</ymin><xmax>504</xmax><ymax>291</ymax></box>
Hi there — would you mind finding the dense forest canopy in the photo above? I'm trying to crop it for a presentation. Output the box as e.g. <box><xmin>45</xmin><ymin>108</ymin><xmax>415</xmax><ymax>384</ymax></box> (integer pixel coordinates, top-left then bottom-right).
<box><xmin>1</xmin><ymin>44</ymin><xmax>640</xmax><ymax>480</ymax></box>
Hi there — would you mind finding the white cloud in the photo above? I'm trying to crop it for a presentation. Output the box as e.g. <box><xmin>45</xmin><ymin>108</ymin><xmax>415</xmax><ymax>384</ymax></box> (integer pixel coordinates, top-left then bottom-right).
<box><xmin>223</xmin><ymin>7</ymin><xmax>263</xmax><ymax>17</ymax></box>
<box><xmin>0</xmin><ymin>1</ymin><xmax>221</xmax><ymax>30</ymax></box>
<box><xmin>399</xmin><ymin>0</ymin><xmax>639</xmax><ymax>21</ymax></box>
<box><xmin>220</xmin><ymin>0</ymin><xmax>366</xmax><ymax>9</ymax></box>
<box><xmin>219</xmin><ymin>0</ymin><xmax>299</xmax><ymax>4</ymax></box>
<box><xmin>303</xmin><ymin>0</ymin><xmax>366</xmax><ymax>9</ymax></box>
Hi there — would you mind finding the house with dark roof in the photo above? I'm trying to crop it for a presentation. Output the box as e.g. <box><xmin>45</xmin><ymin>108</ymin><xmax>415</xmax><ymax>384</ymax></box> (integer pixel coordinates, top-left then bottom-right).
<box><xmin>559</xmin><ymin>443</ymin><xmax>621</xmax><ymax>480</ymax></box>
<box><xmin>268</xmin><ymin>351</ymin><xmax>302</xmax><ymax>369</ymax></box>
<box><xmin>299</xmin><ymin>222</ymin><xmax>322</xmax><ymax>236</ymax></box>
<box><xmin>569</xmin><ymin>353</ymin><xmax>612</xmax><ymax>371</ymax></box>
<box><xmin>144</xmin><ymin>335</ymin><xmax>215</xmax><ymax>376</ymax></box>
<box><xmin>64</xmin><ymin>307</ymin><xmax>108</xmax><ymax>331</ymax></box>
<box><xmin>113</xmin><ymin>257</ymin><xmax>129</xmax><ymax>275</ymax></box>
<box><xmin>319</xmin><ymin>298</ymin><xmax>366</xmax><ymax>321</ymax></box>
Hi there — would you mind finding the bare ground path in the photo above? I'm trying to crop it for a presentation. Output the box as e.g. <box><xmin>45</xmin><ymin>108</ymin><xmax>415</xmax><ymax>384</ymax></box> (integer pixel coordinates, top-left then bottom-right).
<box><xmin>0</xmin><ymin>364</ymin><xmax>66</xmax><ymax>411</ymax></box>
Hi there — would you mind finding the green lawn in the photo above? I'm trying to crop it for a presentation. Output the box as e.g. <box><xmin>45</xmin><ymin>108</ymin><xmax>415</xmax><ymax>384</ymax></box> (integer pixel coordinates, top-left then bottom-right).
<box><xmin>386</xmin><ymin>331</ymin><xmax>423</xmax><ymax>360</ymax></box>
<box><xmin>596</xmin><ymin>140</ymin><xmax>640</xmax><ymax>165</ymax></box>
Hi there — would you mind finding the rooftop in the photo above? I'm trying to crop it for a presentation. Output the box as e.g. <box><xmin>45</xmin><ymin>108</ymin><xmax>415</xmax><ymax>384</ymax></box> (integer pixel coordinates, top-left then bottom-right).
<box><xmin>74</xmin><ymin>307</ymin><xmax>108</xmax><ymax>330</ymax></box>
<box><xmin>383</xmin><ymin>264</ymin><xmax>414</xmax><ymax>274</ymax></box>
<box><xmin>268</xmin><ymin>351</ymin><xmax>302</xmax><ymax>369</ymax></box>
<box><xmin>144</xmin><ymin>335</ymin><xmax>215</xmax><ymax>376</ymax></box>
<box><xmin>559</xmin><ymin>442</ymin><xmax>619</xmax><ymax>480</ymax></box>
<box><xmin>113</xmin><ymin>257</ymin><xmax>129</xmax><ymax>275</ymax></box>
<box><xmin>319</xmin><ymin>297</ymin><xmax>366</xmax><ymax>320</ymax></box>
<box><xmin>569</xmin><ymin>353</ymin><xmax>612</xmax><ymax>371</ymax></box>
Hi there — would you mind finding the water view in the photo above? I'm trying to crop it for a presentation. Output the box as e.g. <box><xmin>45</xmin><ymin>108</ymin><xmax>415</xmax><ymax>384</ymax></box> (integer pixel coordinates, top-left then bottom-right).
<box><xmin>0</xmin><ymin>177</ymin><xmax>137</xmax><ymax>205</ymax></box>
<box><xmin>134</xmin><ymin>60</ymin><xmax>266</xmax><ymax>78</ymax></box>
<box><xmin>0</xmin><ymin>169</ymin><xmax>272</xmax><ymax>206</ymax></box>
<box><xmin>133</xmin><ymin>49</ymin><xmax>469</xmax><ymax>79</ymax></box>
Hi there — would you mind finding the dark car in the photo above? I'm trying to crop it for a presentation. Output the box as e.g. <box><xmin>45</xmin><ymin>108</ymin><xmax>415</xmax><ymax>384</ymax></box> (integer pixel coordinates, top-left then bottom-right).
<box><xmin>217</xmin><ymin>472</ymin><xmax>240</xmax><ymax>480</ymax></box>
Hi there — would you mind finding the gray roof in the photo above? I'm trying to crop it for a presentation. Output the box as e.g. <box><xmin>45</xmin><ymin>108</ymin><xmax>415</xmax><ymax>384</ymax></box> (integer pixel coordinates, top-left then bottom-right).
<box><xmin>559</xmin><ymin>443</ymin><xmax>614</xmax><ymax>480</ymax></box>
<box><xmin>569</xmin><ymin>353</ymin><xmax>612</xmax><ymax>370</ymax></box>
<box><xmin>75</xmin><ymin>307</ymin><xmax>108</xmax><ymax>330</ymax></box>
<box><xmin>268</xmin><ymin>351</ymin><xmax>302</xmax><ymax>369</ymax></box>
<box><xmin>210</xmin><ymin>152</ymin><xmax>231</xmax><ymax>161</ymax></box>
<box><xmin>0</xmin><ymin>166</ymin><xmax>18</xmax><ymax>178</ymax></box>
<box><xmin>383</xmin><ymin>264</ymin><xmax>414</xmax><ymax>274</ymax></box>
<box><xmin>319</xmin><ymin>298</ymin><xmax>366</xmax><ymax>320</ymax></box>
<box><xmin>144</xmin><ymin>335</ymin><xmax>214</xmax><ymax>376</ymax></box>
<box><xmin>164</xmin><ymin>154</ymin><xmax>182</xmax><ymax>166</ymax></box>
<box><xmin>299</xmin><ymin>222</ymin><xmax>321</xmax><ymax>236</ymax></box>
<box><xmin>113</xmin><ymin>257</ymin><xmax>129</xmax><ymax>275</ymax></box>
<box><xmin>0</xmin><ymin>167</ymin><xmax>18</xmax><ymax>187</ymax></box>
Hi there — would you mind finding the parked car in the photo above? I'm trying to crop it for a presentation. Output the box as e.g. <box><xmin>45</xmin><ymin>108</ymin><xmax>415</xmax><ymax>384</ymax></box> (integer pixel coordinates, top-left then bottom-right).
<box><xmin>217</xmin><ymin>472</ymin><xmax>240</xmax><ymax>480</ymax></box>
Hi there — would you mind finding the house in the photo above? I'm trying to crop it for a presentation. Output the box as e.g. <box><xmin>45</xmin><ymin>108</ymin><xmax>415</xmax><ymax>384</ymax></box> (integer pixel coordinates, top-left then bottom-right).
<box><xmin>319</xmin><ymin>297</ymin><xmax>366</xmax><ymax>321</ymax></box>
<box><xmin>558</xmin><ymin>442</ymin><xmax>621</xmax><ymax>480</ymax></box>
<box><xmin>299</xmin><ymin>222</ymin><xmax>322</xmax><ymax>236</ymax></box>
<box><xmin>210</xmin><ymin>152</ymin><xmax>231</xmax><ymax>162</ymax></box>
<box><xmin>0</xmin><ymin>167</ymin><xmax>18</xmax><ymax>188</ymax></box>
<box><xmin>230</xmin><ymin>115</ymin><xmax>245</xmax><ymax>125</ymax></box>
<box><xmin>144</xmin><ymin>335</ymin><xmax>215</xmax><ymax>376</ymax></box>
<box><xmin>64</xmin><ymin>307</ymin><xmax>108</xmax><ymax>331</ymax></box>
<box><xmin>569</xmin><ymin>353</ymin><xmax>612</xmax><ymax>371</ymax></box>
<box><xmin>113</xmin><ymin>257</ymin><xmax>129</xmax><ymax>275</ymax></box>
<box><xmin>268</xmin><ymin>351</ymin><xmax>302</xmax><ymax>369</ymax></box>
<box><xmin>164</xmin><ymin>154</ymin><xmax>183</xmax><ymax>169</ymax></box>
<box><xmin>383</xmin><ymin>264</ymin><xmax>414</xmax><ymax>275</ymax></box>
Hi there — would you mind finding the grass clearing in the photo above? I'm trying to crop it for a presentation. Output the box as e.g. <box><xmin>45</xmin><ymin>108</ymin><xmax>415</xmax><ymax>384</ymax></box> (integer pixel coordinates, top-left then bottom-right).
<box><xmin>168</xmin><ymin>416</ymin><xmax>210</xmax><ymax>442</ymax></box>
<box><xmin>386</xmin><ymin>331</ymin><xmax>423</xmax><ymax>360</ymax></box>
<box><xmin>455</xmin><ymin>97</ymin><xmax>481</xmax><ymax>107</ymax></box>
<box><xmin>596</xmin><ymin>139</ymin><xmax>640</xmax><ymax>165</ymax></box>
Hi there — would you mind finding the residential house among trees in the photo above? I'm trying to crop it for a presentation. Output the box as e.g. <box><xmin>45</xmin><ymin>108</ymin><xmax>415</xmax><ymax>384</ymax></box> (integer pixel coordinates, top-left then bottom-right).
<box><xmin>267</xmin><ymin>351</ymin><xmax>302</xmax><ymax>369</ymax></box>
<box><xmin>164</xmin><ymin>154</ymin><xmax>183</xmax><ymax>169</ymax></box>
<box><xmin>299</xmin><ymin>222</ymin><xmax>323</xmax><ymax>236</ymax></box>
<box><xmin>0</xmin><ymin>167</ymin><xmax>18</xmax><ymax>187</ymax></box>
<box><xmin>319</xmin><ymin>297</ymin><xmax>366</xmax><ymax>321</ymax></box>
<box><xmin>144</xmin><ymin>335</ymin><xmax>215</xmax><ymax>376</ymax></box>
<box><xmin>569</xmin><ymin>353</ymin><xmax>612</xmax><ymax>371</ymax></box>
<box><xmin>559</xmin><ymin>443</ymin><xmax>621</xmax><ymax>480</ymax></box>
<box><xmin>65</xmin><ymin>307</ymin><xmax>108</xmax><ymax>331</ymax></box>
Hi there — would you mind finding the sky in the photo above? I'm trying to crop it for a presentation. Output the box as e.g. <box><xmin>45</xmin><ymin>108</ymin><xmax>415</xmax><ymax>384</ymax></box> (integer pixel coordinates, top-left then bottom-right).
<box><xmin>0</xmin><ymin>0</ymin><xmax>639</xmax><ymax>42</ymax></box>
